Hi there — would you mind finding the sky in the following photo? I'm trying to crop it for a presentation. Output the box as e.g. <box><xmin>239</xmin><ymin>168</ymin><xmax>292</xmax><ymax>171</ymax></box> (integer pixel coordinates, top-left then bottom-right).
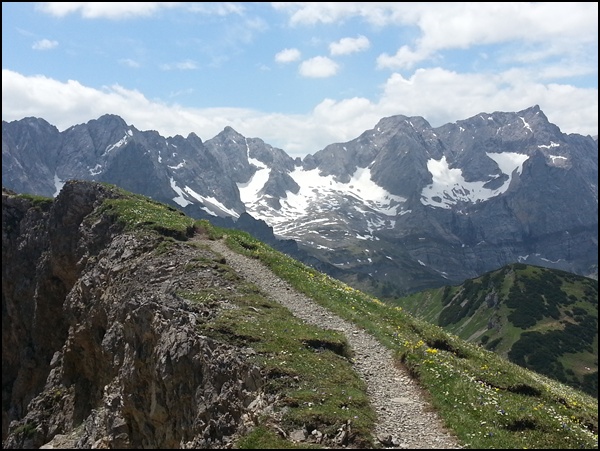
<box><xmin>2</xmin><ymin>2</ymin><xmax>598</xmax><ymax>158</ymax></box>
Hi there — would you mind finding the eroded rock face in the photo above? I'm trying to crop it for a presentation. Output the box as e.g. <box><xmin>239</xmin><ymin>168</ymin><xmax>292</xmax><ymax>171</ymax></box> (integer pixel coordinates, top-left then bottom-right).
<box><xmin>2</xmin><ymin>181</ymin><xmax>264</xmax><ymax>449</ymax></box>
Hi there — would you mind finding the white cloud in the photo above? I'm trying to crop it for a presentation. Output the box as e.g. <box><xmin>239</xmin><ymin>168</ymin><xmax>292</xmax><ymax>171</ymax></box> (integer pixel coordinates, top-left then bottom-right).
<box><xmin>377</xmin><ymin>45</ymin><xmax>425</xmax><ymax>70</ymax></box>
<box><xmin>0</xmin><ymin>69</ymin><xmax>308</xmax><ymax>156</ymax></box>
<box><xmin>311</xmin><ymin>97</ymin><xmax>380</xmax><ymax>144</ymax></box>
<box><xmin>374</xmin><ymin>67</ymin><xmax>598</xmax><ymax>137</ymax></box>
<box><xmin>329</xmin><ymin>35</ymin><xmax>370</xmax><ymax>56</ymax></box>
<box><xmin>119</xmin><ymin>58</ymin><xmax>141</xmax><ymax>68</ymax></box>
<box><xmin>272</xmin><ymin>2</ymin><xmax>409</xmax><ymax>27</ymax></box>
<box><xmin>275</xmin><ymin>48</ymin><xmax>301</xmax><ymax>63</ymax></box>
<box><xmin>2</xmin><ymin>68</ymin><xmax>597</xmax><ymax>160</ymax></box>
<box><xmin>299</xmin><ymin>56</ymin><xmax>339</xmax><ymax>78</ymax></box>
<box><xmin>35</xmin><ymin>2</ymin><xmax>182</xmax><ymax>19</ymax></box>
<box><xmin>187</xmin><ymin>2</ymin><xmax>245</xmax><ymax>16</ymax></box>
<box><xmin>160</xmin><ymin>60</ymin><xmax>198</xmax><ymax>71</ymax></box>
<box><xmin>32</xmin><ymin>38</ymin><xmax>58</xmax><ymax>50</ymax></box>
<box><xmin>375</xmin><ymin>2</ymin><xmax>599</xmax><ymax>69</ymax></box>
<box><xmin>275</xmin><ymin>3</ymin><xmax>598</xmax><ymax>71</ymax></box>
<box><xmin>274</xmin><ymin>2</ymin><xmax>597</xmax><ymax>38</ymax></box>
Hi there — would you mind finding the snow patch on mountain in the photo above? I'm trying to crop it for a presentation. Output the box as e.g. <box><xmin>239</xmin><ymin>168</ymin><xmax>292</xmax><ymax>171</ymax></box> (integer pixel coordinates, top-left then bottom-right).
<box><xmin>89</xmin><ymin>164</ymin><xmax>102</xmax><ymax>176</ymax></box>
<box><xmin>168</xmin><ymin>160</ymin><xmax>186</xmax><ymax>170</ymax></box>
<box><xmin>104</xmin><ymin>133</ymin><xmax>130</xmax><ymax>155</ymax></box>
<box><xmin>421</xmin><ymin>152</ymin><xmax>529</xmax><ymax>209</ymax></box>
<box><xmin>186</xmin><ymin>186</ymin><xmax>239</xmax><ymax>217</ymax></box>
<box><xmin>170</xmin><ymin>178</ymin><xmax>192</xmax><ymax>208</ymax></box>
<box><xmin>169</xmin><ymin>178</ymin><xmax>239</xmax><ymax>217</ymax></box>
<box><xmin>549</xmin><ymin>155</ymin><xmax>568</xmax><ymax>164</ymax></box>
<box><xmin>53</xmin><ymin>173</ymin><xmax>64</xmax><ymax>197</ymax></box>
<box><xmin>519</xmin><ymin>116</ymin><xmax>533</xmax><ymax>133</ymax></box>
<box><xmin>239</xmin><ymin>165</ymin><xmax>407</xmax><ymax>239</ymax></box>
<box><xmin>238</xmin><ymin>149</ymin><xmax>270</xmax><ymax>204</ymax></box>
<box><xmin>538</xmin><ymin>141</ymin><xmax>560</xmax><ymax>149</ymax></box>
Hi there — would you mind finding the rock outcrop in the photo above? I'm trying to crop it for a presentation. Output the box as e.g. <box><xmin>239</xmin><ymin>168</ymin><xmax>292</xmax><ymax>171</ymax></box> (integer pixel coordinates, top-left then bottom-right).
<box><xmin>2</xmin><ymin>181</ymin><xmax>265</xmax><ymax>448</ymax></box>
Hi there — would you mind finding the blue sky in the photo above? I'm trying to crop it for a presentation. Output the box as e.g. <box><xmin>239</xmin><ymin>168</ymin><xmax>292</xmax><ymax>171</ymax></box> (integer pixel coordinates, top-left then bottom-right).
<box><xmin>2</xmin><ymin>2</ymin><xmax>598</xmax><ymax>157</ymax></box>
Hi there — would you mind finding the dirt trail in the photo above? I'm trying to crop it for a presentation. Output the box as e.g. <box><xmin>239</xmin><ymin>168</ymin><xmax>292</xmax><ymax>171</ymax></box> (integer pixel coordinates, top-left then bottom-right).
<box><xmin>205</xmin><ymin>237</ymin><xmax>462</xmax><ymax>449</ymax></box>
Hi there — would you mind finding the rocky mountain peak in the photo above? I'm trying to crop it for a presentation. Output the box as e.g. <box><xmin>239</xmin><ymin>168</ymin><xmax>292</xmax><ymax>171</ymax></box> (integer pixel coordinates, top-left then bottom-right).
<box><xmin>90</xmin><ymin>113</ymin><xmax>129</xmax><ymax>129</ymax></box>
<box><xmin>374</xmin><ymin>114</ymin><xmax>433</xmax><ymax>135</ymax></box>
<box><xmin>216</xmin><ymin>125</ymin><xmax>245</xmax><ymax>142</ymax></box>
<box><xmin>185</xmin><ymin>131</ymin><xmax>203</xmax><ymax>144</ymax></box>
<box><xmin>9</xmin><ymin>116</ymin><xmax>58</xmax><ymax>134</ymax></box>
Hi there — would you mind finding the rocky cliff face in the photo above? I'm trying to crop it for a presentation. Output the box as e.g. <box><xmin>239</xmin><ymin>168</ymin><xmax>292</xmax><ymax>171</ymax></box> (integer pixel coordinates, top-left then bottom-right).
<box><xmin>2</xmin><ymin>182</ymin><xmax>266</xmax><ymax>448</ymax></box>
<box><xmin>278</xmin><ymin>106</ymin><xmax>598</xmax><ymax>295</ymax></box>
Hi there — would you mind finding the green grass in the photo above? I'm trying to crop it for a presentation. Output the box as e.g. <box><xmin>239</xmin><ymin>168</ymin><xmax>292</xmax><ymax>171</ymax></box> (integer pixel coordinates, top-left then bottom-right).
<box><xmin>15</xmin><ymin>193</ymin><xmax>54</xmax><ymax>211</ymax></box>
<box><xmin>12</xmin><ymin>422</ymin><xmax>36</xmax><ymax>439</ymax></box>
<box><xmin>178</xmin><ymin>254</ymin><xmax>376</xmax><ymax>448</ymax></box>
<box><xmin>97</xmin><ymin>197</ymin><xmax>194</xmax><ymax>239</ymax></box>
<box><xmin>215</xmin><ymin>226</ymin><xmax>598</xmax><ymax>449</ymax></box>
<box><xmin>236</xmin><ymin>426</ymin><xmax>322</xmax><ymax>449</ymax></box>
<box><xmin>88</xmin><ymin>185</ymin><xmax>196</xmax><ymax>240</ymax></box>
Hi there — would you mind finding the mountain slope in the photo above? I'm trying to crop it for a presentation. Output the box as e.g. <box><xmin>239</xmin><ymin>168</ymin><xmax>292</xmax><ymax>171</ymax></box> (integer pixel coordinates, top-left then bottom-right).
<box><xmin>395</xmin><ymin>263</ymin><xmax>598</xmax><ymax>396</ymax></box>
<box><xmin>2</xmin><ymin>181</ymin><xmax>597</xmax><ymax>449</ymax></box>
<box><xmin>2</xmin><ymin>106</ymin><xmax>597</xmax><ymax>296</ymax></box>
<box><xmin>2</xmin><ymin>181</ymin><xmax>379</xmax><ymax>448</ymax></box>
<box><xmin>239</xmin><ymin>105</ymin><xmax>598</xmax><ymax>295</ymax></box>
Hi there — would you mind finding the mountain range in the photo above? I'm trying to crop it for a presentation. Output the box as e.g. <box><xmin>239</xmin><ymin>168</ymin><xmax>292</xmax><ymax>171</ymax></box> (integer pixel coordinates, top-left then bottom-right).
<box><xmin>2</xmin><ymin>105</ymin><xmax>598</xmax><ymax>295</ymax></box>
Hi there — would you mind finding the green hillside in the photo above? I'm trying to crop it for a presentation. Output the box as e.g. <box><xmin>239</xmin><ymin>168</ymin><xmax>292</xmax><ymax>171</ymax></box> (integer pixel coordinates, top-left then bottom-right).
<box><xmin>394</xmin><ymin>263</ymin><xmax>598</xmax><ymax>397</ymax></box>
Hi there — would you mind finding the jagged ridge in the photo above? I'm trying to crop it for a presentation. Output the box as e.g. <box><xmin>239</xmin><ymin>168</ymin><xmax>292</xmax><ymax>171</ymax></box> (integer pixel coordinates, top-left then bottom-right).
<box><xmin>2</xmin><ymin>106</ymin><xmax>597</xmax><ymax>297</ymax></box>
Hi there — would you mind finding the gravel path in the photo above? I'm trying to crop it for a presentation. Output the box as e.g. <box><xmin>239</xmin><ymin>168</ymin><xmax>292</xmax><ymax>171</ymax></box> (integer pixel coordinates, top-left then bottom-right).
<box><xmin>206</xmin><ymin>238</ymin><xmax>462</xmax><ymax>449</ymax></box>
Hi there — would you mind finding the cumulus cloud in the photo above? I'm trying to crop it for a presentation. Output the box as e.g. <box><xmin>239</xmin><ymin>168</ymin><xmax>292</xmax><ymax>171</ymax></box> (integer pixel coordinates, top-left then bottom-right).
<box><xmin>376</xmin><ymin>45</ymin><xmax>425</xmax><ymax>70</ymax></box>
<box><xmin>375</xmin><ymin>67</ymin><xmax>599</xmax><ymax>136</ymax></box>
<box><xmin>299</xmin><ymin>56</ymin><xmax>339</xmax><ymax>78</ymax></box>
<box><xmin>119</xmin><ymin>58</ymin><xmax>140</xmax><ymax>68</ymax></box>
<box><xmin>2</xmin><ymin>68</ymin><xmax>597</xmax><ymax>159</ymax></box>
<box><xmin>1</xmin><ymin>68</ymin><xmax>233</xmax><ymax>137</ymax></box>
<box><xmin>376</xmin><ymin>2</ymin><xmax>597</xmax><ymax>69</ymax></box>
<box><xmin>275</xmin><ymin>3</ymin><xmax>598</xmax><ymax>70</ymax></box>
<box><xmin>187</xmin><ymin>2</ymin><xmax>245</xmax><ymax>16</ymax></box>
<box><xmin>272</xmin><ymin>2</ymin><xmax>408</xmax><ymax>27</ymax></box>
<box><xmin>275</xmin><ymin>48</ymin><xmax>301</xmax><ymax>63</ymax></box>
<box><xmin>160</xmin><ymin>60</ymin><xmax>198</xmax><ymax>71</ymax></box>
<box><xmin>1</xmin><ymin>68</ymin><xmax>347</xmax><ymax>156</ymax></box>
<box><xmin>329</xmin><ymin>35</ymin><xmax>370</xmax><ymax>56</ymax></box>
<box><xmin>35</xmin><ymin>2</ymin><xmax>182</xmax><ymax>19</ymax></box>
<box><xmin>32</xmin><ymin>38</ymin><xmax>58</xmax><ymax>50</ymax></box>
